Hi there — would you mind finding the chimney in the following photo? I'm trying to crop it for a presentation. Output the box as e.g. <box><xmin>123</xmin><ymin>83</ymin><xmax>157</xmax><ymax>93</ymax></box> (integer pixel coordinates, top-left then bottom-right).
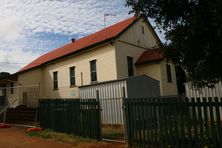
<box><xmin>71</xmin><ymin>38</ymin><xmax>75</xmax><ymax>43</ymax></box>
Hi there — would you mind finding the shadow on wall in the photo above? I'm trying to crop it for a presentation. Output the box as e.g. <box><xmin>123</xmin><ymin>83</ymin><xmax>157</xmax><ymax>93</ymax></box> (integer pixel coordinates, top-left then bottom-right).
<box><xmin>175</xmin><ymin>66</ymin><xmax>186</xmax><ymax>95</ymax></box>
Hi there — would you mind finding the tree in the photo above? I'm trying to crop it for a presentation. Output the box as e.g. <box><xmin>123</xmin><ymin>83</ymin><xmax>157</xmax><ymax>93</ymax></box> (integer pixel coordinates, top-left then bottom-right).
<box><xmin>126</xmin><ymin>0</ymin><xmax>222</xmax><ymax>87</ymax></box>
<box><xmin>0</xmin><ymin>72</ymin><xmax>10</xmax><ymax>80</ymax></box>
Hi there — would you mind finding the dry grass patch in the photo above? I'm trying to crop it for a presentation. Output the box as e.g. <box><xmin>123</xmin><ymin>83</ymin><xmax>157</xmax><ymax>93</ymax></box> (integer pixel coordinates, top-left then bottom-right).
<box><xmin>27</xmin><ymin>129</ymin><xmax>94</xmax><ymax>145</ymax></box>
<box><xmin>26</xmin><ymin>129</ymin><xmax>126</xmax><ymax>148</ymax></box>
<box><xmin>102</xmin><ymin>127</ymin><xmax>124</xmax><ymax>141</ymax></box>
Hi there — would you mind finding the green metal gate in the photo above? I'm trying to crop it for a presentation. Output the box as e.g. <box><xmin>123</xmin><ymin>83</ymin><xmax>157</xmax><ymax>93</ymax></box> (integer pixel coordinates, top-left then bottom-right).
<box><xmin>39</xmin><ymin>99</ymin><xmax>101</xmax><ymax>140</ymax></box>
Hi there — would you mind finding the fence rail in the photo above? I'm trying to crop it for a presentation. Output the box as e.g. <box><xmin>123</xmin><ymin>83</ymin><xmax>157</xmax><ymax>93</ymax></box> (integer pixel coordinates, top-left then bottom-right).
<box><xmin>125</xmin><ymin>97</ymin><xmax>222</xmax><ymax>148</ymax></box>
<box><xmin>39</xmin><ymin>99</ymin><xmax>101</xmax><ymax>140</ymax></box>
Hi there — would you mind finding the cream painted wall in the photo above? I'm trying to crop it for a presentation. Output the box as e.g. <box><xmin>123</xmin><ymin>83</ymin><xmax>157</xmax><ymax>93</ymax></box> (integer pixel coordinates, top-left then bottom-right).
<box><xmin>114</xmin><ymin>42</ymin><xmax>146</xmax><ymax>79</ymax></box>
<box><xmin>117</xmin><ymin>18</ymin><xmax>158</xmax><ymax>48</ymax></box>
<box><xmin>114</xmin><ymin>18</ymin><xmax>159</xmax><ymax>79</ymax></box>
<box><xmin>114</xmin><ymin>17</ymin><xmax>177</xmax><ymax>96</ymax></box>
<box><xmin>18</xmin><ymin>68</ymin><xmax>42</xmax><ymax>86</ymax></box>
<box><xmin>136</xmin><ymin>61</ymin><xmax>178</xmax><ymax>96</ymax></box>
<box><xmin>17</xmin><ymin>68</ymin><xmax>42</xmax><ymax>101</ymax></box>
<box><xmin>42</xmin><ymin>44</ymin><xmax>117</xmax><ymax>98</ymax></box>
<box><xmin>136</xmin><ymin>62</ymin><xmax>163</xmax><ymax>94</ymax></box>
<box><xmin>159</xmin><ymin>61</ymin><xmax>178</xmax><ymax>96</ymax></box>
<box><xmin>136</xmin><ymin>62</ymin><xmax>161</xmax><ymax>82</ymax></box>
<box><xmin>7</xmin><ymin>68</ymin><xmax>42</xmax><ymax>107</ymax></box>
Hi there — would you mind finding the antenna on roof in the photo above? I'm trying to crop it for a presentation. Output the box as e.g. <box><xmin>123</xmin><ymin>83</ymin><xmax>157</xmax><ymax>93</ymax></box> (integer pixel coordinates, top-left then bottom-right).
<box><xmin>104</xmin><ymin>13</ymin><xmax>116</xmax><ymax>28</ymax></box>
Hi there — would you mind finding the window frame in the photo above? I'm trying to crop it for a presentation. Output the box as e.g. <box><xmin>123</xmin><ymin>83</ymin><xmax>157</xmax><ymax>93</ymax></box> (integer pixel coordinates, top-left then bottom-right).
<box><xmin>69</xmin><ymin>66</ymin><xmax>76</xmax><ymax>87</ymax></box>
<box><xmin>90</xmin><ymin>59</ymin><xmax>97</xmax><ymax>82</ymax></box>
<box><xmin>141</xmin><ymin>26</ymin><xmax>145</xmax><ymax>34</ymax></box>
<box><xmin>127</xmin><ymin>56</ymin><xmax>134</xmax><ymax>77</ymax></box>
<box><xmin>53</xmin><ymin>71</ymin><xmax>58</xmax><ymax>90</ymax></box>
<box><xmin>166</xmin><ymin>64</ymin><xmax>172</xmax><ymax>83</ymax></box>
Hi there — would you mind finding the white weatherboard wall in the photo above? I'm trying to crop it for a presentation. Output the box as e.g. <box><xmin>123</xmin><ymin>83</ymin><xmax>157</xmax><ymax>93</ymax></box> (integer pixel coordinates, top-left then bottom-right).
<box><xmin>42</xmin><ymin>44</ymin><xmax>117</xmax><ymax>99</ymax></box>
<box><xmin>185</xmin><ymin>81</ymin><xmax>222</xmax><ymax>98</ymax></box>
<box><xmin>79</xmin><ymin>80</ymin><xmax>127</xmax><ymax>125</ymax></box>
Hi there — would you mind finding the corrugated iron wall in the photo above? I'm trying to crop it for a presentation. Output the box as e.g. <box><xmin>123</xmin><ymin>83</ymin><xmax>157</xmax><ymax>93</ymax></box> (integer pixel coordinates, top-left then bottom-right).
<box><xmin>79</xmin><ymin>80</ymin><xmax>127</xmax><ymax>125</ymax></box>
<box><xmin>79</xmin><ymin>80</ymin><xmax>127</xmax><ymax>99</ymax></box>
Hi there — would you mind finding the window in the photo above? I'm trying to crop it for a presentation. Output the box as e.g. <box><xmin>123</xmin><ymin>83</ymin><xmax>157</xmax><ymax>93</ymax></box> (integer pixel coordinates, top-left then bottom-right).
<box><xmin>70</xmin><ymin>66</ymin><xmax>76</xmax><ymax>86</ymax></box>
<box><xmin>166</xmin><ymin>64</ymin><xmax>172</xmax><ymax>83</ymax></box>
<box><xmin>141</xmin><ymin>26</ymin><xmax>145</xmax><ymax>34</ymax></box>
<box><xmin>90</xmin><ymin>60</ymin><xmax>97</xmax><ymax>82</ymax></box>
<box><xmin>127</xmin><ymin>56</ymin><xmax>134</xmax><ymax>77</ymax></box>
<box><xmin>53</xmin><ymin>71</ymin><xmax>58</xmax><ymax>90</ymax></box>
<box><xmin>10</xmin><ymin>82</ymin><xmax>14</xmax><ymax>94</ymax></box>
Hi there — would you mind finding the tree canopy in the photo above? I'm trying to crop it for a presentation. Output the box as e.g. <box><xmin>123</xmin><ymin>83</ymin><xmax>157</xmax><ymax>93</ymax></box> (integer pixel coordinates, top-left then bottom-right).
<box><xmin>126</xmin><ymin>0</ymin><xmax>222</xmax><ymax>87</ymax></box>
<box><xmin>0</xmin><ymin>72</ymin><xmax>10</xmax><ymax>80</ymax></box>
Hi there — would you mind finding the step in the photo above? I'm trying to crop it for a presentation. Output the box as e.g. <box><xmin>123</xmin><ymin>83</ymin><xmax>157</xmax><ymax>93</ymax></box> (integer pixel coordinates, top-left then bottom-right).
<box><xmin>6</xmin><ymin>120</ymin><xmax>36</xmax><ymax>125</ymax></box>
<box><xmin>6</xmin><ymin>117</ymin><xmax>36</xmax><ymax>121</ymax></box>
<box><xmin>5</xmin><ymin>107</ymin><xmax>37</xmax><ymax>125</ymax></box>
<box><xmin>6</xmin><ymin>112</ymin><xmax>36</xmax><ymax>116</ymax></box>
<box><xmin>7</xmin><ymin>109</ymin><xmax>36</xmax><ymax>113</ymax></box>
<box><xmin>6</xmin><ymin>116</ymin><xmax>36</xmax><ymax>120</ymax></box>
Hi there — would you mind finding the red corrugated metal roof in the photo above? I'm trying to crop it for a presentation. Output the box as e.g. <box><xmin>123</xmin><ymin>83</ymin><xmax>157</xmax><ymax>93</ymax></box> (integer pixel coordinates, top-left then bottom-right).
<box><xmin>18</xmin><ymin>16</ymin><xmax>138</xmax><ymax>73</ymax></box>
<box><xmin>136</xmin><ymin>50</ymin><xmax>164</xmax><ymax>64</ymax></box>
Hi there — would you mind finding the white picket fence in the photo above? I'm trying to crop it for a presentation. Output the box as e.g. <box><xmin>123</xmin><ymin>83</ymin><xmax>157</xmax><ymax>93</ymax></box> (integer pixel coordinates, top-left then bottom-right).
<box><xmin>185</xmin><ymin>81</ymin><xmax>222</xmax><ymax>98</ymax></box>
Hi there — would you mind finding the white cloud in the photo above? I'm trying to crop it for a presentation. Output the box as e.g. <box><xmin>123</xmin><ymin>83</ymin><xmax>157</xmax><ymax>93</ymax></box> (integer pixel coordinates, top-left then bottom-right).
<box><xmin>0</xmin><ymin>0</ymin><xmax>164</xmax><ymax>74</ymax></box>
<box><xmin>0</xmin><ymin>16</ymin><xmax>23</xmax><ymax>41</ymax></box>
<box><xmin>7</xmin><ymin>0</ymin><xmax>131</xmax><ymax>35</ymax></box>
<box><xmin>0</xmin><ymin>0</ymin><xmax>133</xmax><ymax>73</ymax></box>
<box><xmin>0</xmin><ymin>50</ymin><xmax>40</xmax><ymax>72</ymax></box>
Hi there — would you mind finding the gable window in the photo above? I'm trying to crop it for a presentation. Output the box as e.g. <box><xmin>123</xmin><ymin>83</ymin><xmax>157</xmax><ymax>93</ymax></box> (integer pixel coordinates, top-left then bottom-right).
<box><xmin>53</xmin><ymin>71</ymin><xmax>58</xmax><ymax>90</ymax></box>
<box><xmin>90</xmin><ymin>60</ymin><xmax>97</xmax><ymax>82</ymax></box>
<box><xmin>141</xmin><ymin>26</ymin><xmax>145</xmax><ymax>34</ymax></box>
<box><xmin>10</xmin><ymin>82</ymin><xmax>14</xmax><ymax>94</ymax></box>
<box><xmin>70</xmin><ymin>66</ymin><xmax>76</xmax><ymax>86</ymax></box>
<box><xmin>127</xmin><ymin>56</ymin><xmax>134</xmax><ymax>77</ymax></box>
<box><xmin>166</xmin><ymin>64</ymin><xmax>172</xmax><ymax>83</ymax></box>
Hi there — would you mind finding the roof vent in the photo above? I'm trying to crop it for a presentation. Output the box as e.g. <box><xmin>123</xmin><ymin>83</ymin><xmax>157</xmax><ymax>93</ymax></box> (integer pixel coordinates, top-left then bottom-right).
<box><xmin>71</xmin><ymin>38</ymin><xmax>75</xmax><ymax>43</ymax></box>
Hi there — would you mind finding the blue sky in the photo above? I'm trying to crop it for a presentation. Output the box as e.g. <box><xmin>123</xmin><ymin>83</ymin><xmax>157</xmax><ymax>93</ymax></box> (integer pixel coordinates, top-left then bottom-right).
<box><xmin>0</xmin><ymin>0</ymin><xmax>164</xmax><ymax>73</ymax></box>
